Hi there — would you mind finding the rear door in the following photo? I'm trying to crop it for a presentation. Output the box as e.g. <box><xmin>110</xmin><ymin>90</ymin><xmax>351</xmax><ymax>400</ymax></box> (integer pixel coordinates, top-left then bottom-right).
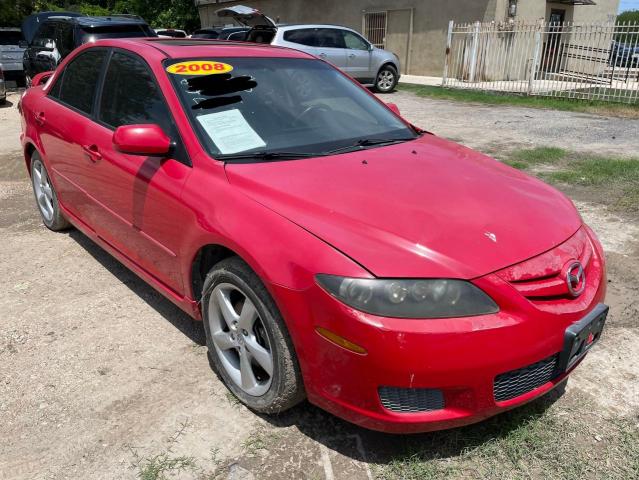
<box><xmin>314</xmin><ymin>29</ymin><xmax>348</xmax><ymax>68</ymax></box>
<box><xmin>88</xmin><ymin>49</ymin><xmax>191</xmax><ymax>294</ymax></box>
<box><xmin>341</xmin><ymin>30</ymin><xmax>373</xmax><ymax>80</ymax></box>
<box><xmin>40</xmin><ymin>48</ymin><xmax>109</xmax><ymax>223</ymax></box>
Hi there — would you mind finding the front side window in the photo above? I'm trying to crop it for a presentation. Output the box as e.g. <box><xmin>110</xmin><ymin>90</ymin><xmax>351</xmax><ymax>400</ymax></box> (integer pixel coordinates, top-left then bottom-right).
<box><xmin>52</xmin><ymin>49</ymin><xmax>107</xmax><ymax>114</ymax></box>
<box><xmin>99</xmin><ymin>51</ymin><xmax>189</xmax><ymax>164</ymax></box>
<box><xmin>167</xmin><ymin>57</ymin><xmax>415</xmax><ymax>159</ymax></box>
<box><xmin>343</xmin><ymin>31</ymin><xmax>369</xmax><ymax>51</ymax></box>
<box><xmin>98</xmin><ymin>51</ymin><xmax>170</xmax><ymax>130</ymax></box>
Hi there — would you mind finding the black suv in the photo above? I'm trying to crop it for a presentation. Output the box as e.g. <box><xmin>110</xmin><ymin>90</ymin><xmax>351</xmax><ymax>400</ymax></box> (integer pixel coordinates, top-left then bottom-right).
<box><xmin>22</xmin><ymin>13</ymin><xmax>156</xmax><ymax>84</ymax></box>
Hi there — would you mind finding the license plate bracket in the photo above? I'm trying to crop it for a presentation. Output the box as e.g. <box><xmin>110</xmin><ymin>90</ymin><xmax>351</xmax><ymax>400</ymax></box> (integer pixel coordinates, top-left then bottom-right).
<box><xmin>557</xmin><ymin>303</ymin><xmax>608</xmax><ymax>373</ymax></box>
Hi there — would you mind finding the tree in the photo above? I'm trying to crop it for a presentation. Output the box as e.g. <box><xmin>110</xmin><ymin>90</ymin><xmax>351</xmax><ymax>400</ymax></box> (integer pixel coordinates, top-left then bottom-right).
<box><xmin>8</xmin><ymin>0</ymin><xmax>201</xmax><ymax>32</ymax></box>
<box><xmin>616</xmin><ymin>10</ymin><xmax>639</xmax><ymax>24</ymax></box>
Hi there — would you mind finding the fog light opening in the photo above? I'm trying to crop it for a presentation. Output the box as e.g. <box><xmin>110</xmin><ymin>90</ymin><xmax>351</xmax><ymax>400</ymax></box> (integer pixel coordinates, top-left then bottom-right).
<box><xmin>315</xmin><ymin>327</ymin><xmax>367</xmax><ymax>355</ymax></box>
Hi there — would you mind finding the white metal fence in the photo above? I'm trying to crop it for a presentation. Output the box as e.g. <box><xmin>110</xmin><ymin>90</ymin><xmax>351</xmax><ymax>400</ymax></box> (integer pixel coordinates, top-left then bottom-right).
<box><xmin>443</xmin><ymin>21</ymin><xmax>639</xmax><ymax>104</ymax></box>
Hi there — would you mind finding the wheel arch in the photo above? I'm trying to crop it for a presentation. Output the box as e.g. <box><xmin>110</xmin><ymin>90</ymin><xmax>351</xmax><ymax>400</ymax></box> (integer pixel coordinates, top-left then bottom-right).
<box><xmin>24</xmin><ymin>142</ymin><xmax>37</xmax><ymax>174</ymax></box>
<box><xmin>190</xmin><ymin>243</ymin><xmax>243</xmax><ymax>302</ymax></box>
<box><xmin>378</xmin><ymin>61</ymin><xmax>399</xmax><ymax>76</ymax></box>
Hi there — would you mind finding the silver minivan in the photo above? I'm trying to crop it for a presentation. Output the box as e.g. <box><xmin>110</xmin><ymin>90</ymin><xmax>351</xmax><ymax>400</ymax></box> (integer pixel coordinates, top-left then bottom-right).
<box><xmin>217</xmin><ymin>5</ymin><xmax>400</xmax><ymax>93</ymax></box>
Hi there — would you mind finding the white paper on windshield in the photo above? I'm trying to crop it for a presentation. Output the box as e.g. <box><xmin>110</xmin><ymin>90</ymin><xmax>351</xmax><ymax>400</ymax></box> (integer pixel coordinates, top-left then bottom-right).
<box><xmin>196</xmin><ymin>109</ymin><xmax>266</xmax><ymax>154</ymax></box>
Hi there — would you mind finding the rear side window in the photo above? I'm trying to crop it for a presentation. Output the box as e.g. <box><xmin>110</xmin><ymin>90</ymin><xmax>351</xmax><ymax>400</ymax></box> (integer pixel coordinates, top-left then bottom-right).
<box><xmin>316</xmin><ymin>29</ymin><xmax>345</xmax><ymax>49</ymax></box>
<box><xmin>78</xmin><ymin>25</ymin><xmax>154</xmax><ymax>44</ymax></box>
<box><xmin>33</xmin><ymin>22</ymin><xmax>57</xmax><ymax>45</ymax></box>
<box><xmin>53</xmin><ymin>49</ymin><xmax>107</xmax><ymax>114</ymax></box>
<box><xmin>0</xmin><ymin>31</ymin><xmax>22</xmax><ymax>45</ymax></box>
<box><xmin>283</xmin><ymin>29</ymin><xmax>318</xmax><ymax>47</ymax></box>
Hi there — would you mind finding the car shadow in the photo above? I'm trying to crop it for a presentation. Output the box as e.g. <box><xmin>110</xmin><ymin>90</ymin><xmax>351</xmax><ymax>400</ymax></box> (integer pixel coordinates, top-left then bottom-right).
<box><xmin>0</xmin><ymin>99</ymin><xmax>14</xmax><ymax>109</ymax></box>
<box><xmin>67</xmin><ymin>229</ymin><xmax>206</xmax><ymax>346</ymax></box>
<box><xmin>66</xmin><ymin>227</ymin><xmax>565</xmax><ymax>465</ymax></box>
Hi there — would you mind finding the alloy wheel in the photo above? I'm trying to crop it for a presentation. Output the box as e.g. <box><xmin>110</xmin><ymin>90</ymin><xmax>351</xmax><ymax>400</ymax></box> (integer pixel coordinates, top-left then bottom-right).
<box><xmin>377</xmin><ymin>70</ymin><xmax>395</xmax><ymax>91</ymax></box>
<box><xmin>32</xmin><ymin>160</ymin><xmax>54</xmax><ymax>222</ymax></box>
<box><xmin>207</xmin><ymin>283</ymin><xmax>274</xmax><ymax>396</ymax></box>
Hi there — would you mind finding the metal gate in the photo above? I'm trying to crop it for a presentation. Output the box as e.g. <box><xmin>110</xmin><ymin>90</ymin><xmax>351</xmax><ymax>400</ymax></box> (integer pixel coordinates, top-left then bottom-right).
<box><xmin>443</xmin><ymin>20</ymin><xmax>639</xmax><ymax>104</ymax></box>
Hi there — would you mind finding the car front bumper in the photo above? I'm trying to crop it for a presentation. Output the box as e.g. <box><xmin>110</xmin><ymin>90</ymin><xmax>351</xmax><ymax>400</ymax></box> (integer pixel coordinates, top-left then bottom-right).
<box><xmin>270</xmin><ymin>236</ymin><xmax>606</xmax><ymax>433</ymax></box>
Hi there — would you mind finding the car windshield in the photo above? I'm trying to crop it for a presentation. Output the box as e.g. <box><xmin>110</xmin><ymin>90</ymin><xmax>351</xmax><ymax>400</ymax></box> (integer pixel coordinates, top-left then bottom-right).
<box><xmin>0</xmin><ymin>31</ymin><xmax>22</xmax><ymax>45</ymax></box>
<box><xmin>78</xmin><ymin>25</ymin><xmax>154</xmax><ymax>43</ymax></box>
<box><xmin>167</xmin><ymin>57</ymin><xmax>416</xmax><ymax>160</ymax></box>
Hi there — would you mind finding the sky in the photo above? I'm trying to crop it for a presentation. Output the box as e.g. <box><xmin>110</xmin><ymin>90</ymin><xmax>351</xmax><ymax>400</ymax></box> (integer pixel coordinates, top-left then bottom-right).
<box><xmin>619</xmin><ymin>0</ymin><xmax>639</xmax><ymax>12</ymax></box>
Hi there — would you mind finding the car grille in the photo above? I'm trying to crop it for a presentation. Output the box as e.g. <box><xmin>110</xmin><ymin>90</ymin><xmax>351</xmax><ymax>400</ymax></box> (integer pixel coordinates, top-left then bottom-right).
<box><xmin>378</xmin><ymin>386</ymin><xmax>444</xmax><ymax>413</ymax></box>
<box><xmin>493</xmin><ymin>354</ymin><xmax>559</xmax><ymax>402</ymax></box>
<box><xmin>495</xmin><ymin>228</ymin><xmax>597</xmax><ymax>312</ymax></box>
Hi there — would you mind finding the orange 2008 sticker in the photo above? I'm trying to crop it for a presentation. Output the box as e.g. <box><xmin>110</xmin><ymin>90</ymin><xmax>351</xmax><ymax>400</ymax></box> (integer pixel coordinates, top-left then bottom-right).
<box><xmin>166</xmin><ymin>61</ymin><xmax>233</xmax><ymax>75</ymax></box>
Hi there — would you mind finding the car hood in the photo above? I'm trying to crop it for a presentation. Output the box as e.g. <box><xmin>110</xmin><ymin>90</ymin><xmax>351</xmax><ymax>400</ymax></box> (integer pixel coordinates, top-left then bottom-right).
<box><xmin>224</xmin><ymin>135</ymin><xmax>582</xmax><ymax>279</ymax></box>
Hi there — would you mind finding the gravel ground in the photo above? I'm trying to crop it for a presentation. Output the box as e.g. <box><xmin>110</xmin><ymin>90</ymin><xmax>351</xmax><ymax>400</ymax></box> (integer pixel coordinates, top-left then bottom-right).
<box><xmin>388</xmin><ymin>89</ymin><xmax>639</xmax><ymax>157</ymax></box>
<box><xmin>1</xmin><ymin>89</ymin><xmax>637</xmax><ymax>480</ymax></box>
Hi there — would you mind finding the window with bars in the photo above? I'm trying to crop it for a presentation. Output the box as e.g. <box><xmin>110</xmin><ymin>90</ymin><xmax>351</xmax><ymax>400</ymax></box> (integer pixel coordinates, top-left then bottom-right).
<box><xmin>364</xmin><ymin>11</ymin><xmax>387</xmax><ymax>48</ymax></box>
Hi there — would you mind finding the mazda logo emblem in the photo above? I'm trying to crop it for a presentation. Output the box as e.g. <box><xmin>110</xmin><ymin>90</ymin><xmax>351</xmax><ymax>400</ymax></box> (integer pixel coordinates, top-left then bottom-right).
<box><xmin>565</xmin><ymin>261</ymin><xmax>586</xmax><ymax>297</ymax></box>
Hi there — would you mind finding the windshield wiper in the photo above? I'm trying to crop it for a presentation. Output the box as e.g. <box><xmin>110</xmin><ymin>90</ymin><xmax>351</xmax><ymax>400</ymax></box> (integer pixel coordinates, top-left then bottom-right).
<box><xmin>218</xmin><ymin>151</ymin><xmax>320</xmax><ymax>162</ymax></box>
<box><xmin>323</xmin><ymin>137</ymin><xmax>415</xmax><ymax>155</ymax></box>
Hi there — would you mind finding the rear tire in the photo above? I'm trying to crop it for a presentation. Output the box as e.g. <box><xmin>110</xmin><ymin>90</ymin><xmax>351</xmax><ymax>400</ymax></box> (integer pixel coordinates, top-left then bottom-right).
<box><xmin>30</xmin><ymin>153</ymin><xmax>71</xmax><ymax>231</ymax></box>
<box><xmin>374</xmin><ymin>64</ymin><xmax>399</xmax><ymax>93</ymax></box>
<box><xmin>202</xmin><ymin>257</ymin><xmax>305</xmax><ymax>413</ymax></box>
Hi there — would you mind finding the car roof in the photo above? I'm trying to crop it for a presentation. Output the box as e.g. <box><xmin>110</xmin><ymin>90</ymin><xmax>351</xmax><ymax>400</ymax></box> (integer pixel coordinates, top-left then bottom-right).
<box><xmin>92</xmin><ymin>37</ymin><xmax>315</xmax><ymax>60</ymax></box>
<box><xmin>276</xmin><ymin>23</ymin><xmax>357</xmax><ymax>30</ymax></box>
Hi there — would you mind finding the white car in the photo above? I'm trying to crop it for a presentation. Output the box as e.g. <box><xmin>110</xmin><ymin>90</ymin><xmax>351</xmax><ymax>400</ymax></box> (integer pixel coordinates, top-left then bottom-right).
<box><xmin>216</xmin><ymin>5</ymin><xmax>401</xmax><ymax>93</ymax></box>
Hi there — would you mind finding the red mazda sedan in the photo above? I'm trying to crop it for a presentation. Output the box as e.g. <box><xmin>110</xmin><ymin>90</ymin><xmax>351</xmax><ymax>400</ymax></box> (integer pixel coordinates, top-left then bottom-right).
<box><xmin>19</xmin><ymin>38</ymin><xmax>607</xmax><ymax>433</ymax></box>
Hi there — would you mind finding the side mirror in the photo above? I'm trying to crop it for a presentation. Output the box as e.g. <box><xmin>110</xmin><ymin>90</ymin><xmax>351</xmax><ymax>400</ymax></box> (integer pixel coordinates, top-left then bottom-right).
<box><xmin>386</xmin><ymin>103</ymin><xmax>401</xmax><ymax>115</ymax></box>
<box><xmin>113</xmin><ymin>124</ymin><xmax>171</xmax><ymax>156</ymax></box>
<box><xmin>31</xmin><ymin>71</ymin><xmax>54</xmax><ymax>87</ymax></box>
<box><xmin>19</xmin><ymin>40</ymin><xmax>28</xmax><ymax>49</ymax></box>
<box><xmin>368</xmin><ymin>43</ymin><xmax>374</xmax><ymax>51</ymax></box>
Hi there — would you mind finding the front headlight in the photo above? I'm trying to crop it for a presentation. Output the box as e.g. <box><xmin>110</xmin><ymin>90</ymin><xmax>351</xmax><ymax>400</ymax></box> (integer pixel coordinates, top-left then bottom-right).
<box><xmin>316</xmin><ymin>275</ymin><xmax>498</xmax><ymax>319</ymax></box>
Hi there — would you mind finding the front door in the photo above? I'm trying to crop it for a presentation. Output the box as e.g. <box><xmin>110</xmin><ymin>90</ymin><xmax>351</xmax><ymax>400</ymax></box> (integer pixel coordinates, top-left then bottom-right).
<box><xmin>341</xmin><ymin>30</ymin><xmax>373</xmax><ymax>81</ymax></box>
<box><xmin>88</xmin><ymin>50</ymin><xmax>191</xmax><ymax>294</ymax></box>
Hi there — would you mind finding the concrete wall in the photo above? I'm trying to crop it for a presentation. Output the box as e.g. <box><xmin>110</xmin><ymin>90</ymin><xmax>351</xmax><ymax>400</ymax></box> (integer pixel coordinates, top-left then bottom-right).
<box><xmin>196</xmin><ymin>0</ymin><xmax>620</xmax><ymax>76</ymax></box>
<box><xmin>196</xmin><ymin>0</ymin><xmax>498</xmax><ymax>75</ymax></box>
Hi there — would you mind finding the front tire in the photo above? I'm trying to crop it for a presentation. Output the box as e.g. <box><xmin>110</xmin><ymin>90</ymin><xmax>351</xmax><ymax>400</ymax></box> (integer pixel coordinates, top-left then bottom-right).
<box><xmin>202</xmin><ymin>257</ymin><xmax>305</xmax><ymax>413</ymax></box>
<box><xmin>30</xmin><ymin>153</ymin><xmax>71</xmax><ymax>231</ymax></box>
<box><xmin>374</xmin><ymin>64</ymin><xmax>399</xmax><ymax>93</ymax></box>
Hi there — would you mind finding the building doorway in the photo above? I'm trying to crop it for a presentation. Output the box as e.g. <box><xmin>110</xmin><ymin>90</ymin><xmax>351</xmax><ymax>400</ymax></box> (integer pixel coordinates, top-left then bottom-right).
<box><xmin>363</xmin><ymin>9</ymin><xmax>413</xmax><ymax>74</ymax></box>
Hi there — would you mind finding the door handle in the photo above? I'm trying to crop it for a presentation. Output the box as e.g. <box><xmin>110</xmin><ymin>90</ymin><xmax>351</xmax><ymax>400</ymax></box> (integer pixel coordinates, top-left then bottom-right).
<box><xmin>34</xmin><ymin>111</ymin><xmax>46</xmax><ymax>126</ymax></box>
<box><xmin>318</xmin><ymin>52</ymin><xmax>327</xmax><ymax>58</ymax></box>
<box><xmin>348</xmin><ymin>53</ymin><xmax>356</xmax><ymax>58</ymax></box>
<box><xmin>82</xmin><ymin>144</ymin><xmax>102</xmax><ymax>162</ymax></box>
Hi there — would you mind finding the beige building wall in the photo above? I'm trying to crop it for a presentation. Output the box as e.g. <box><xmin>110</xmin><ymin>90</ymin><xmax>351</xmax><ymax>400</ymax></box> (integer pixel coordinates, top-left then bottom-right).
<box><xmin>196</xmin><ymin>0</ymin><xmax>620</xmax><ymax>76</ymax></box>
